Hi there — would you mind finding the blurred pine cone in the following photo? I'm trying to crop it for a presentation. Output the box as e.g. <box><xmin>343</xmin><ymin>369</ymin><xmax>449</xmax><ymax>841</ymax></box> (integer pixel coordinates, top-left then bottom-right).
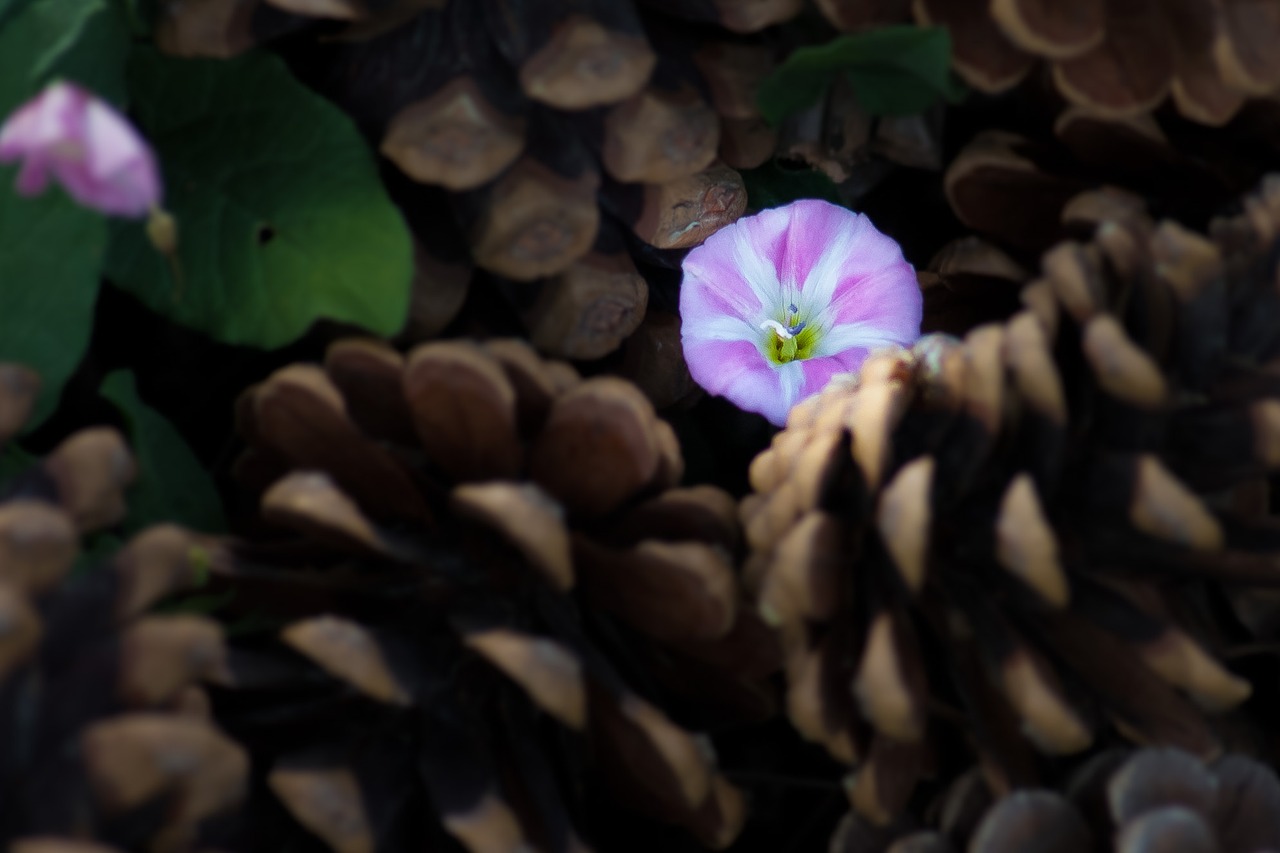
<box><xmin>942</xmin><ymin>114</ymin><xmax>1279</xmax><ymax>263</ymax></box>
<box><xmin>0</xmin><ymin>365</ymin><xmax>245</xmax><ymax>852</ymax></box>
<box><xmin>154</xmin><ymin>0</ymin><xmax>808</xmax><ymax>363</ymax></box>
<box><xmin>832</xmin><ymin>746</ymin><xmax>1280</xmax><ymax>852</ymax></box>
<box><xmin>741</xmin><ymin>175</ymin><xmax>1280</xmax><ymax>825</ymax></box>
<box><xmin>927</xmin><ymin>99</ymin><xmax>1279</xmax><ymax>343</ymax></box>
<box><xmin>215</xmin><ymin>338</ymin><xmax>779</xmax><ymax>851</ymax></box>
<box><xmin>815</xmin><ymin>0</ymin><xmax>1280</xmax><ymax>125</ymax></box>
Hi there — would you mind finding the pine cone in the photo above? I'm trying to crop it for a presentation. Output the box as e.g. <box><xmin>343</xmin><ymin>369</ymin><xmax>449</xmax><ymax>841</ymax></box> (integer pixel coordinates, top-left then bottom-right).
<box><xmin>154</xmin><ymin>1</ymin><xmax>803</xmax><ymax>366</ymax></box>
<box><xmin>943</xmin><ymin>104</ymin><xmax>1280</xmax><ymax>258</ymax></box>
<box><xmin>815</xmin><ymin>0</ymin><xmax>1280</xmax><ymax>125</ymax></box>
<box><xmin>832</xmin><ymin>746</ymin><xmax>1280</xmax><ymax>852</ymax></box>
<box><xmin>741</xmin><ymin>175</ymin><xmax>1280</xmax><ymax>825</ymax></box>
<box><xmin>216</xmin><ymin>338</ymin><xmax>779</xmax><ymax>851</ymax></box>
<box><xmin>928</xmin><ymin>104</ymin><xmax>1280</xmax><ymax>337</ymax></box>
<box><xmin>0</xmin><ymin>365</ymin><xmax>245</xmax><ymax>852</ymax></box>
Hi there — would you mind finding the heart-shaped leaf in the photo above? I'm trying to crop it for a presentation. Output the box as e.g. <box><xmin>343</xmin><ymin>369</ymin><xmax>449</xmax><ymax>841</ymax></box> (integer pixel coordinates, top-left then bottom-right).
<box><xmin>105</xmin><ymin>49</ymin><xmax>414</xmax><ymax>348</ymax></box>
<box><xmin>757</xmin><ymin>26</ymin><xmax>966</xmax><ymax>125</ymax></box>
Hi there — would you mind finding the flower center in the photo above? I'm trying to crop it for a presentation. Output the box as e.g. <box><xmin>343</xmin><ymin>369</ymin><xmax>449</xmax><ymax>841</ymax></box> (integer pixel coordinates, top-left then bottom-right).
<box><xmin>760</xmin><ymin>303</ymin><xmax>819</xmax><ymax>365</ymax></box>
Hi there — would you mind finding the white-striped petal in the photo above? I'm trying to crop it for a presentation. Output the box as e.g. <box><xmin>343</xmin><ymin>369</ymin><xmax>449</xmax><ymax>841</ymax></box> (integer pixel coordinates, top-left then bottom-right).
<box><xmin>796</xmin><ymin>216</ymin><xmax>870</xmax><ymax>313</ymax></box>
<box><xmin>685</xmin><ymin>314</ymin><xmax>762</xmax><ymax>344</ymax></box>
<box><xmin>776</xmin><ymin>360</ymin><xmax>805</xmax><ymax>412</ymax></box>
<box><xmin>812</xmin><ymin>322</ymin><xmax>907</xmax><ymax>358</ymax></box>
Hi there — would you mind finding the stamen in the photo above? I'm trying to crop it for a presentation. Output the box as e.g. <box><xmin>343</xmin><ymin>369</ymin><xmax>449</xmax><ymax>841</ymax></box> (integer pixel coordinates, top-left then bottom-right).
<box><xmin>760</xmin><ymin>319</ymin><xmax>794</xmax><ymax>340</ymax></box>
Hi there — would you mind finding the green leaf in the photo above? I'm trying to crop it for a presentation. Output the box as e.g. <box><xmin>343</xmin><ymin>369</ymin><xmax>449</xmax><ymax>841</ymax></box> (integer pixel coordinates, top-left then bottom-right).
<box><xmin>757</xmin><ymin>26</ymin><xmax>966</xmax><ymax>125</ymax></box>
<box><xmin>0</xmin><ymin>0</ymin><xmax>36</xmax><ymax>39</ymax></box>
<box><xmin>119</xmin><ymin>0</ymin><xmax>158</xmax><ymax>38</ymax></box>
<box><xmin>105</xmin><ymin>49</ymin><xmax>414</xmax><ymax>348</ymax></box>
<box><xmin>0</xmin><ymin>185</ymin><xmax>105</xmax><ymax>429</ymax></box>
<box><xmin>0</xmin><ymin>0</ymin><xmax>129</xmax><ymax>111</ymax></box>
<box><xmin>34</xmin><ymin>0</ymin><xmax>131</xmax><ymax>106</ymax></box>
<box><xmin>741</xmin><ymin>160</ymin><xmax>842</xmax><ymax>210</ymax></box>
<box><xmin>100</xmin><ymin>370</ymin><xmax>226</xmax><ymax>533</ymax></box>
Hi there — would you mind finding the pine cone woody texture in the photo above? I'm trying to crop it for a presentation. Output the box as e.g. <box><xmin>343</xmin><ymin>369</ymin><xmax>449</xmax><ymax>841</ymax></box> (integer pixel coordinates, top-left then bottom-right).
<box><xmin>742</xmin><ymin>175</ymin><xmax>1280</xmax><ymax>826</ymax></box>
<box><xmin>218</xmin><ymin>338</ymin><xmax>779</xmax><ymax>851</ymax></box>
<box><xmin>817</xmin><ymin>0</ymin><xmax>1280</xmax><ymax>125</ymax></box>
<box><xmin>154</xmin><ymin>0</ymin><xmax>802</xmax><ymax>361</ymax></box>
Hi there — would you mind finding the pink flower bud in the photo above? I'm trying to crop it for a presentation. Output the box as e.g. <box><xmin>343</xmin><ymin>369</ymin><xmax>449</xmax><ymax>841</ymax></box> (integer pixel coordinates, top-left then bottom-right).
<box><xmin>679</xmin><ymin>199</ymin><xmax>922</xmax><ymax>426</ymax></box>
<box><xmin>0</xmin><ymin>81</ymin><xmax>162</xmax><ymax>218</ymax></box>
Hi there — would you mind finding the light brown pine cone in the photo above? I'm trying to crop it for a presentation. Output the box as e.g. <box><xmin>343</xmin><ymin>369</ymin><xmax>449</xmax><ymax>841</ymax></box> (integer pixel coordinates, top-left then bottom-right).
<box><xmin>216</xmin><ymin>338</ymin><xmax>780</xmax><ymax>851</ymax></box>
<box><xmin>742</xmin><ymin>175</ymin><xmax>1280</xmax><ymax>825</ymax></box>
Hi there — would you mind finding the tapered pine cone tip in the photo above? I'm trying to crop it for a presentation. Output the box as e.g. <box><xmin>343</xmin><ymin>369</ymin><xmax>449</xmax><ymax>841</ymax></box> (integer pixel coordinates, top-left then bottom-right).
<box><xmin>0</xmin><ymin>364</ymin><xmax>245</xmax><ymax>852</ymax></box>
<box><xmin>225</xmin><ymin>337</ymin><xmax>778</xmax><ymax>851</ymax></box>
<box><xmin>743</xmin><ymin>173</ymin><xmax>1280</xmax><ymax>827</ymax></box>
<box><xmin>832</xmin><ymin>746</ymin><xmax>1280</xmax><ymax>852</ymax></box>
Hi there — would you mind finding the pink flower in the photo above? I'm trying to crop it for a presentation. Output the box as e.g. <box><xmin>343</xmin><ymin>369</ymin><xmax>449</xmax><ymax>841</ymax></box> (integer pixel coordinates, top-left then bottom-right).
<box><xmin>680</xmin><ymin>199</ymin><xmax>921</xmax><ymax>426</ymax></box>
<box><xmin>0</xmin><ymin>82</ymin><xmax>161</xmax><ymax>217</ymax></box>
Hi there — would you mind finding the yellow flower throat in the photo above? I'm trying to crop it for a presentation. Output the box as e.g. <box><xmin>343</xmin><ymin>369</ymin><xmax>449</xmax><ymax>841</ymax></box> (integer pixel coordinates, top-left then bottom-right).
<box><xmin>761</xmin><ymin>304</ymin><xmax>818</xmax><ymax>365</ymax></box>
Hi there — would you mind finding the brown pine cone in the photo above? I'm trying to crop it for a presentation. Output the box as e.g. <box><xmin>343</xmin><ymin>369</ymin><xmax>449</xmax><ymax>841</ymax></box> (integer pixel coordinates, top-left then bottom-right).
<box><xmin>863</xmin><ymin>0</ymin><xmax>1280</xmax><ymax>126</ymax></box>
<box><xmin>927</xmin><ymin>104</ymin><xmax>1280</xmax><ymax>337</ymax></box>
<box><xmin>832</xmin><ymin>746</ymin><xmax>1280</xmax><ymax>852</ymax></box>
<box><xmin>215</xmin><ymin>338</ymin><xmax>779</xmax><ymax>851</ymax></box>
<box><xmin>0</xmin><ymin>365</ymin><xmax>245</xmax><ymax>852</ymax></box>
<box><xmin>153</xmin><ymin>0</ymin><xmax>802</xmax><ymax>364</ymax></box>
<box><xmin>741</xmin><ymin>175</ymin><xmax>1280</xmax><ymax>826</ymax></box>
